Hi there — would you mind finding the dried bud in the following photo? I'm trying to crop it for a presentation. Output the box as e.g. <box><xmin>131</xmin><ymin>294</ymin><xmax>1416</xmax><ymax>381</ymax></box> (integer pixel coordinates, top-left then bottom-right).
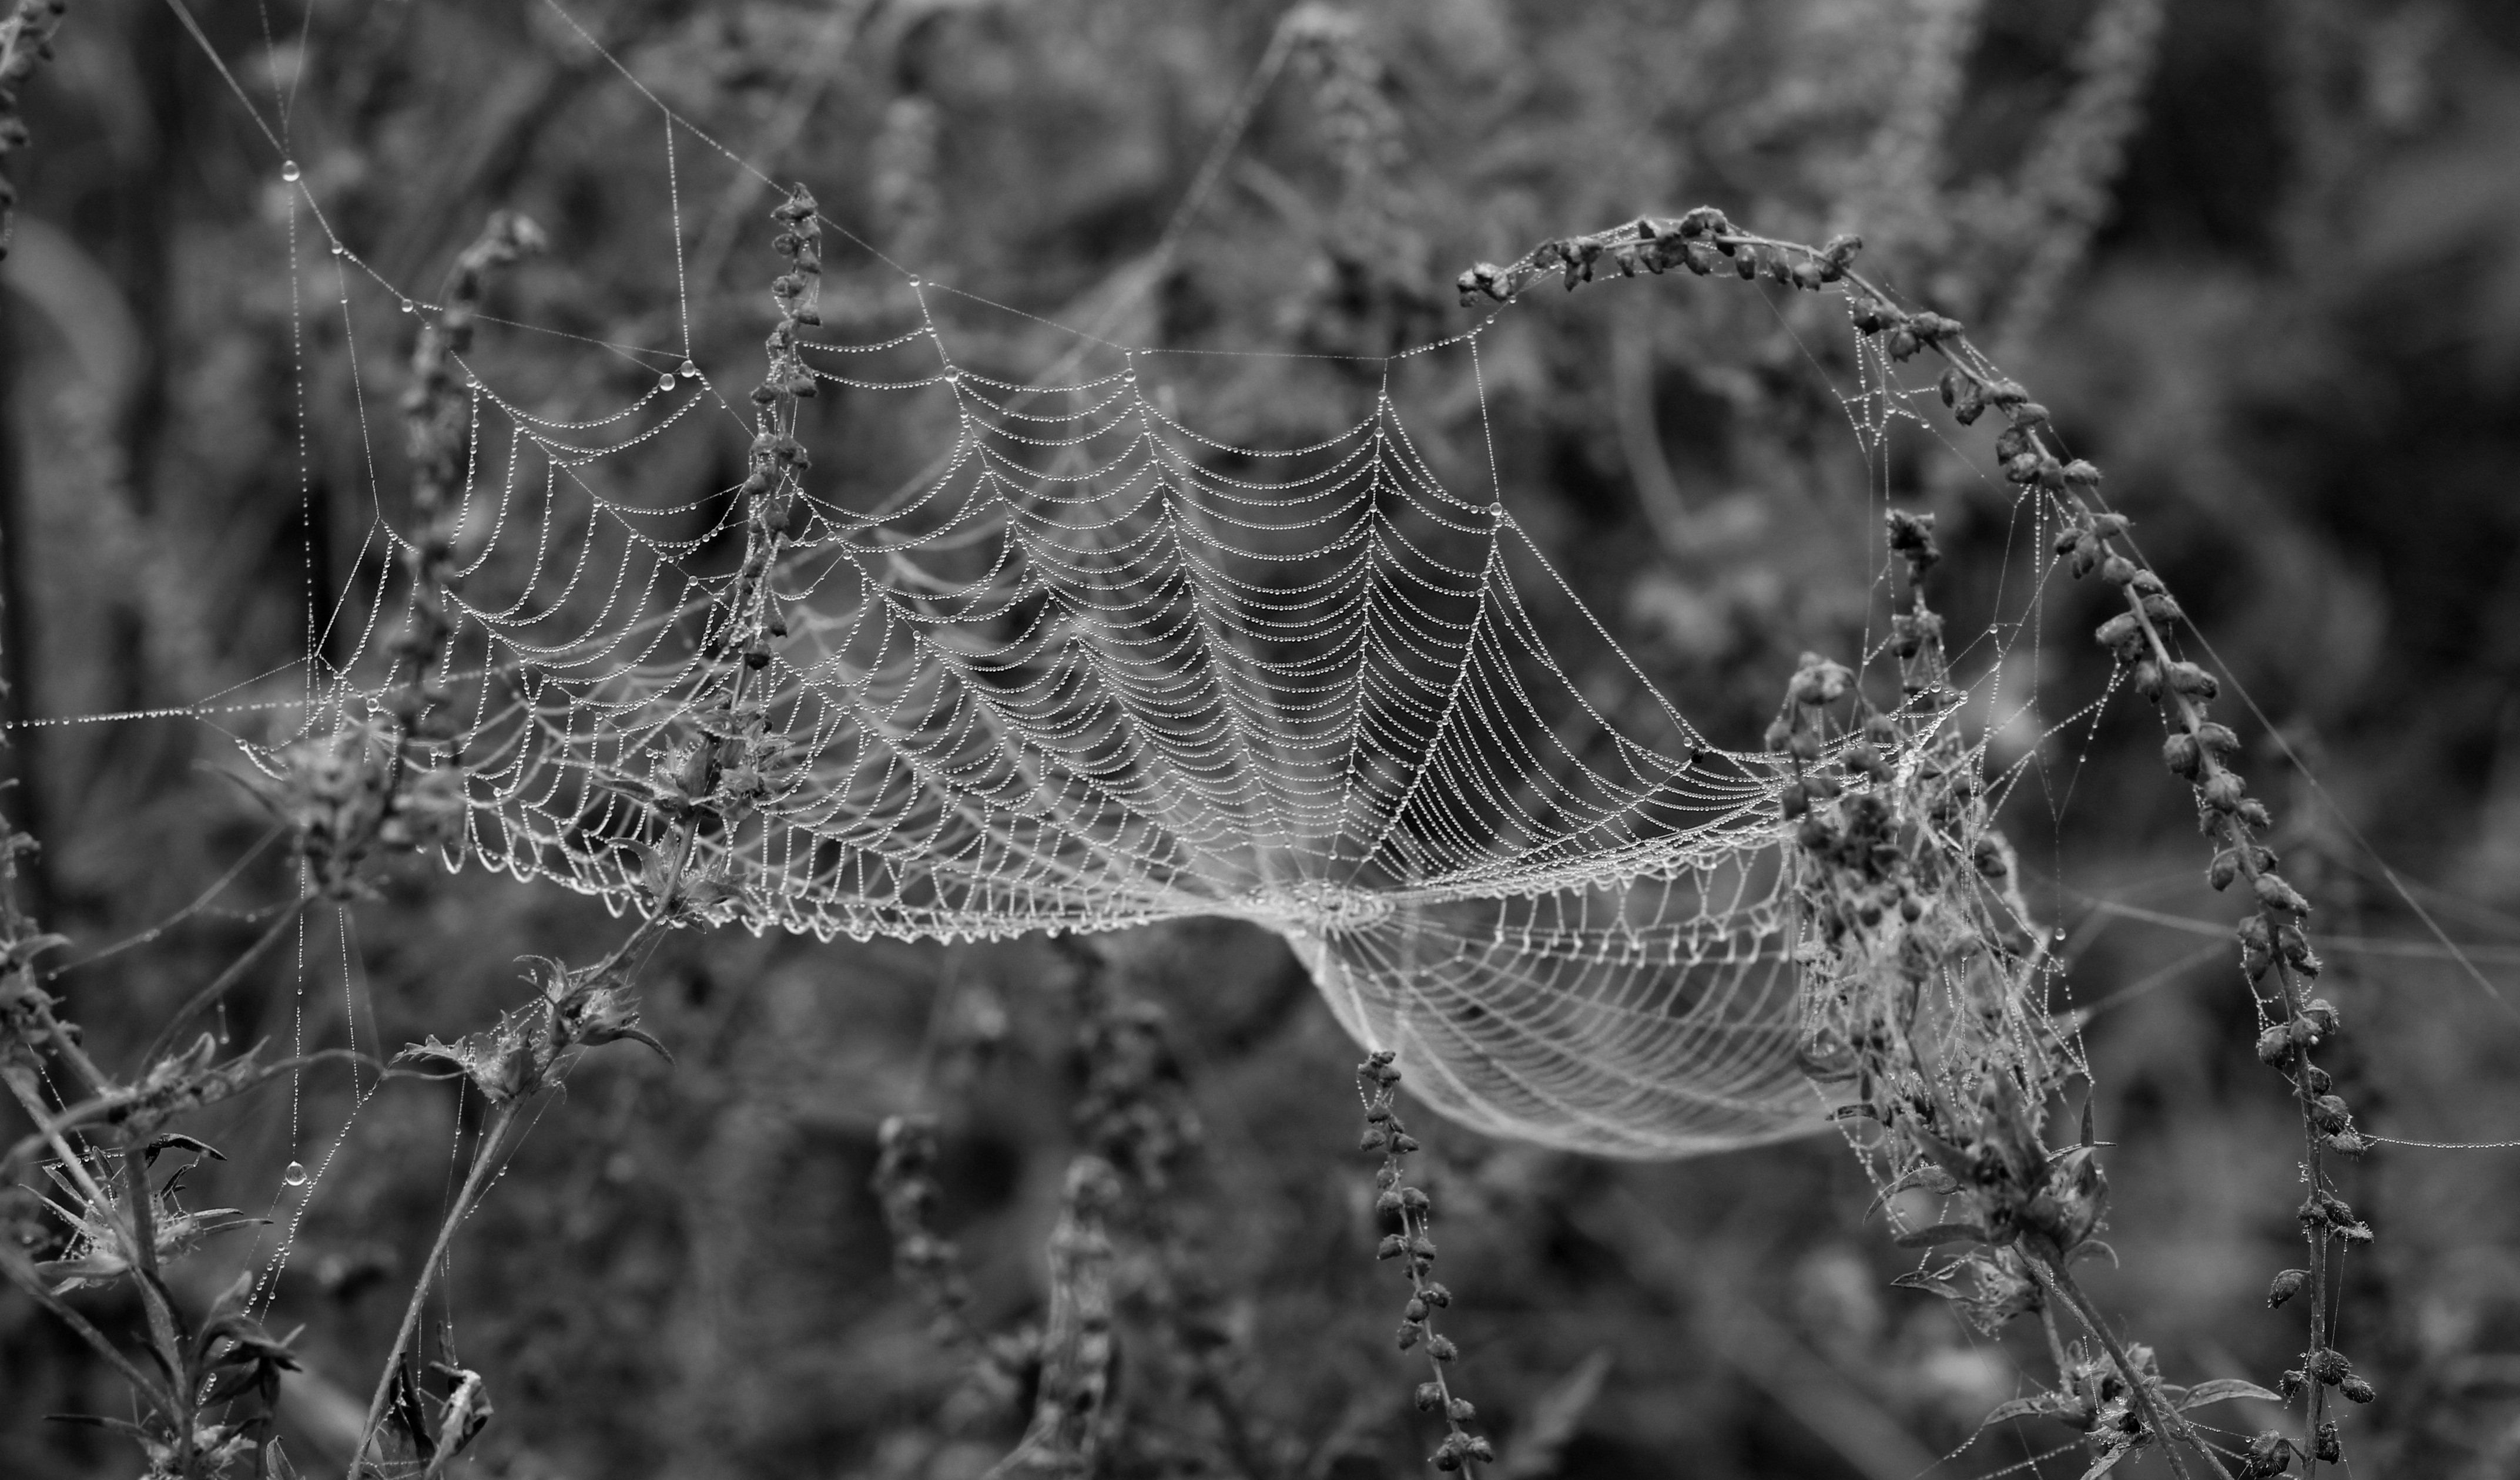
<box><xmin>2255</xmin><ymin>1025</ymin><xmax>2295</xmax><ymax>1066</ymax></box>
<box><xmin>2095</xmin><ymin>612</ymin><xmax>2144</xmax><ymax>656</ymax></box>
<box><xmin>2267</xmin><ymin>1268</ymin><xmax>2310</xmax><ymax>1308</ymax></box>
<box><xmin>2340</xmin><ymin>1373</ymin><xmax>2375</xmax><ymax>1404</ymax></box>
<box><xmin>2307</xmin><ymin>1348</ymin><xmax>2349</xmax><ymax>1385</ymax></box>
<box><xmin>2164</xmin><ymin>662</ymin><xmax>2220</xmax><ymax>700</ymax></box>
<box><xmin>2163</xmin><ymin>733</ymin><xmax>2202</xmax><ymax>780</ymax></box>
<box><xmin>2240</xmin><ymin>1431</ymin><xmax>2294</xmax><ymax>1476</ymax></box>
<box><xmin>2253</xmin><ymin>872</ymin><xmax>2309</xmax><ymax>915</ymax></box>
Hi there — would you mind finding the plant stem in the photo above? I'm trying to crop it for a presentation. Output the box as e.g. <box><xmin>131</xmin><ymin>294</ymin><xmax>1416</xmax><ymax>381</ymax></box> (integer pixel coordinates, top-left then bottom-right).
<box><xmin>348</xmin><ymin>1097</ymin><xmax>520</xmax><ymax>1480</ymax></box>
<box><xmin>2036</xmin><ymin>1253</ymin><xmax>2233</xmax><ymax>1480</ymax></box>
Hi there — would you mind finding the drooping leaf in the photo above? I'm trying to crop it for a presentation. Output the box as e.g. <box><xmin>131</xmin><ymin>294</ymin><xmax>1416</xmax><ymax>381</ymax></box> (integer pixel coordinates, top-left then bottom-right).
<box><xmin>2175</xmin><ymin>1378</ymin><xmax>2283</xmax><ymax>1411</ymax></box>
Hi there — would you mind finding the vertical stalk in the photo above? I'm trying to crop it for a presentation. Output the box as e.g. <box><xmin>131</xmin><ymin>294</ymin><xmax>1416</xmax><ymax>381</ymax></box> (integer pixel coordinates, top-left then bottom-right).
<box><xmin>348</xmin><ymin>1098</ymin><xmax>520</xmax><ymax>1479</ymax></box>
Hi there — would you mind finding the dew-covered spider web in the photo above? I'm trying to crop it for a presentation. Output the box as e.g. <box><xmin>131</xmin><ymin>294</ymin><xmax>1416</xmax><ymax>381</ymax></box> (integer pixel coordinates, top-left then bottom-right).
<box><xmin>136</xmin><ymin>0</ymin><xmax>2088</xmax><ymax>1161</ymax></box>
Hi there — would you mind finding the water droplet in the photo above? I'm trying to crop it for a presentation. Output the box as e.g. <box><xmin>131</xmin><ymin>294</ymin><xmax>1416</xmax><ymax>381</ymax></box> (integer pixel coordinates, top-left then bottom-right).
<box><xmin>283</xmin><ymin>1161</ymin><xmax>309</xmax><ymax>1187</ymax></box>
<box><xmin>280</xmin><ymin>159</ymin><xmax>301</xmax><ymax>183</ymax></box>
<box><xmin>1123</xmin><ymin>370</ymin><xmax>1138</xmax><ymax>383</ymax></box>
<box><xmin>659</xmin><ymin>372</ymin><xmax>676</xmax><ymax>390</ymax></box>
<box><xmin>905</xmin><ymin>275</ymin><xmax>921</xmax><ymax>288</ymax></box>
<box><xmin>678</xmin><ymin>360</ymin><xmax>698</xmax><ymax>379</ymax></box>
<box><xmin>398</xmin><ymin>299</ymin><xmax>415</xmax><ymax>314</ymax></box>
<box><xmin>330</xmin><ymin>243</ymin><xmax>346</xmax><ymax>257</ymax></box>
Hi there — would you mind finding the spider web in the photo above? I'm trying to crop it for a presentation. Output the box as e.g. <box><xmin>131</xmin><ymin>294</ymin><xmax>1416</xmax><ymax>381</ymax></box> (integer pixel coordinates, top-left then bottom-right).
<box><xmin>207</xmin><ymin>4</ymin><xmax>2060</xmax><ymax>1160</ymax></box>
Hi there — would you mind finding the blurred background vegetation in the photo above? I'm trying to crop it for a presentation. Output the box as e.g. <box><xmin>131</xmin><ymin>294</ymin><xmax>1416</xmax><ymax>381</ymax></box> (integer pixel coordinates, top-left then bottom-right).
<box><xmin>6</xmin><ymin>0</ymin><xmax>2520</xmax><ymax>1475</ymax></box>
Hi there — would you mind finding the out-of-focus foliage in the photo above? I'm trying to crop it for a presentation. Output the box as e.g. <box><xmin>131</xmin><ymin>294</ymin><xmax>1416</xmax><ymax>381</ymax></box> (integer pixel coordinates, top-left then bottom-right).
<box><xmin>6</xmin><ymin>0</ymin><xmax>2520</xmax><ymax>1476</ymax></box>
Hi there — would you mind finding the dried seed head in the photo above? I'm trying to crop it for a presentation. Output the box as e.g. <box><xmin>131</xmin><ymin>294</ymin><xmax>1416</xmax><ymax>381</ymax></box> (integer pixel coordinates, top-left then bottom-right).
<box><xmin>2314</xmin><ymin>1421</ymin><xmax>2342</xmax><ymax>1464</ymax></box>
<box><xmin>2240</xmin><ymin>1431</ymin><xmax>2296</xmax><ymax>1477</ymax></box>
<box><xmin>2163</xmin><ymin>733</ymin><xmax>2203</xmax><ymax>780</ymax></box>
<box><xmin>2340</xmin><ymin>1373</ymin><xmax>2375</xmax><ymax>1404</ymax></box>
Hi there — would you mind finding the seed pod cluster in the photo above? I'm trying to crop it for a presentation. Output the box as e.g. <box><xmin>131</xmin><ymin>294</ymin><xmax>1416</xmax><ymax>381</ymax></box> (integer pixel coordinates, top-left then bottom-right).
<box><xmin>873</xmin><ymin>1114</ymin><xmax>971</xmax><ymax>1340</ymax></box>
<box><xmin>0</xmin><ymin>0</ymin><xmax>68</xmax><ymax>260</ymax></box>
<box><xmin>723</xmin><ymin>189</ymin><xmax>823</xmax><ymax>680</ymax></box>
<box><xmin>1358</xmin><ymin>1052</ymin><xmax>1490</xmax><ymax>1472</ymax></box>
<box><xmin>1456</xmin><ymin>211</ymin><xmax>1867</xmax><ymax>308</ymax></box>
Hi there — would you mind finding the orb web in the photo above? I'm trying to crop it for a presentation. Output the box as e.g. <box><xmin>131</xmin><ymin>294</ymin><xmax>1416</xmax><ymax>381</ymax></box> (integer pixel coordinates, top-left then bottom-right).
<box><xmin>210</xmin><ymin>4</ymin><xmax>2075</xmax><ymax>1160</ymax></box>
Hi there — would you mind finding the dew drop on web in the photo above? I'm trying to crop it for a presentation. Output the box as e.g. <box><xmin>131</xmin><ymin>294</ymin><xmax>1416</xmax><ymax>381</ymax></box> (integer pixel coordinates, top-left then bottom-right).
<box><xmin>400</xmin><ymin>299</ymin><xmax>416</xmax><ymax>314</ymax></box>
<box><xmin>283</xmin><ymin>1161</ymin><xmax>309</xmax><ymax>1187</ymax></box>
<box><xmin>280</xmin><ymin>159</ymin><xmax>301</xmax><ymax>183</ymax></box>
<box><xmin>659</xmin><ymin>372</ymin><xmax>676</xmax><ymax>390</ymax></box>
<box><xmin>679</xmin><ymin>360</ymin><xmax>698</xmax><ymax>379</ymax></box>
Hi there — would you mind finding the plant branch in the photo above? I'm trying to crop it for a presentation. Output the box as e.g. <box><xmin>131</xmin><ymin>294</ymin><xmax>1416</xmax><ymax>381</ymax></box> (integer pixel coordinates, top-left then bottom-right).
<box><xmin>347</xmin><ymin>1097</ymin><xmax>521</xmax><ymax>1480</ymax></box>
